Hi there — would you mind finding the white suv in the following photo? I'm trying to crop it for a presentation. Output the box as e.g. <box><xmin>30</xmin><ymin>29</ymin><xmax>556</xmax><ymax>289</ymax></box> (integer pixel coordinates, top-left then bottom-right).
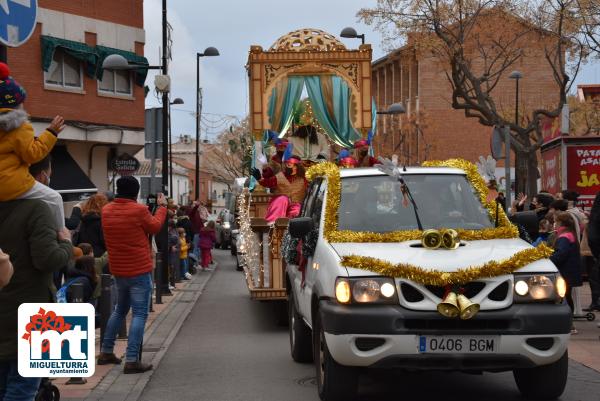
<box><xmin>285</xmin><ymin>165</ymin><xmax>571</xmax><ymax>401</ymax></box>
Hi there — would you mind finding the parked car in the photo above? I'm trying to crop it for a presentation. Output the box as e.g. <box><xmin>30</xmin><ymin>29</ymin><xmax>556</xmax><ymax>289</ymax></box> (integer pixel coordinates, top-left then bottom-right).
<box><xmin>286</xmin><ymin>166</ymin><xmax>571</xmax><ymax>401</ymax></box>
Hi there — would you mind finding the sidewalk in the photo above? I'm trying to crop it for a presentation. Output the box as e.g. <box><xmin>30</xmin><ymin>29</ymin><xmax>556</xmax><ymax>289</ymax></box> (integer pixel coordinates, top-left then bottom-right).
<box><xmin>56</xmin><ymin>266</ymin><xmax>217</xmax><ymax>401</ymax></box>
<box><xmin>568</xmin><ymin>284</ymin><xmax>600</xmax><ymax>372</ymax></box>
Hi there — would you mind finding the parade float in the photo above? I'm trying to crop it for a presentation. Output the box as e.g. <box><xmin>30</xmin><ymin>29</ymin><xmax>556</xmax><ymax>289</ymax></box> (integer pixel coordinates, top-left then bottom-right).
<box><xmin>238</xmin><ymin>28</ymin><xmax>374</xmax><ymax>303</ymax></box>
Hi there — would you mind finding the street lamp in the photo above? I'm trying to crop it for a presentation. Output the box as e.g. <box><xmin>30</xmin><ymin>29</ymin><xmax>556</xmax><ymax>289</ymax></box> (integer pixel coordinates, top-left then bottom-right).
<box><xmin>376</xmin><ymin>102</ymin><xmax>406</xmax><ymax>115</ymax></box>
<box><xmin>195</xmin><ymin>47</ymin><xmax>220</xmax><ymax>201</ymax></box>
<box><xmin>169</xmin><ymin>97</ymin><xmax>184</xmax><ymax>198</ymax></box>
<box><xmin>376</xmin><ymin>102</ymin><xmax>406</xmax><ymax>158</ymax></box>
<box><xmin>340</xmin><ymin>27</ymin><xmax>365</xmax><ymax>45</ymax></box>
<box><xmin>509</xmin><ymin>71</ymin><xmax>523</xmax><ymax>127</ymax></box>
<box><xmin>509</xmin><ymin>70</ymin><xmax>523</xmax><ymax>193</ymax></box>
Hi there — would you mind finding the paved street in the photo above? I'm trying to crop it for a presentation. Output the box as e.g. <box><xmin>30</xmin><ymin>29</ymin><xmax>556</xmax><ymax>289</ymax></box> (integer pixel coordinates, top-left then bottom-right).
<box><xmin>139</xmin><ymin>250</ymin><xmax>600</xmax><ymax>401</ymax></box>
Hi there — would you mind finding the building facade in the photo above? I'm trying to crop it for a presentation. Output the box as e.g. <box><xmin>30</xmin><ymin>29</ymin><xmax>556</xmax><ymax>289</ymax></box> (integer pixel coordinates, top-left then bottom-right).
<box><xmin>170</xmin><ymin>136</ymin><xmax>214</xmax><ymax>206</ymax></box>
<box><xmin>371</xmin><ymin>14</ymin><xmax>561</xmax><ymax>165</ymax></box>
<box><xmin>8</xmin><ymin>0</ymin><xmax>147</xmax><ymax>203</ymax></box>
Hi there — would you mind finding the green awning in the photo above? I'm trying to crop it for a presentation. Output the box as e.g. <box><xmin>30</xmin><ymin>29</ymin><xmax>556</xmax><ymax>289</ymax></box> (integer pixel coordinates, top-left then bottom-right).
<box><xmin>41</xmin><ymin>35</ymin><xmax>98</xmax><ymax>78</ymax></box>
<box><xmin>96</xmin><ymin>45</ymin><xmax>149</xmax><ymax>87</ymax></box>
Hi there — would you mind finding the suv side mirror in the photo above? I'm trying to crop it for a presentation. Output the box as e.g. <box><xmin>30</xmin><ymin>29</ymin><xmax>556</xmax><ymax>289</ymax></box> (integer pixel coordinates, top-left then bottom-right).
<box><xmin>289</xmin><ymin>217</ymin><xmax>313</xmax><ymax>238</ymax></box>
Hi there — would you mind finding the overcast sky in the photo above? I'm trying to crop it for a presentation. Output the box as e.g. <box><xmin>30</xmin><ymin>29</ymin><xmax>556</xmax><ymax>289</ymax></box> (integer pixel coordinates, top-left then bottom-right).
<box><xmin>143</xmin><ymin>0</ymin><xmax>600</xmax><ymax>142</ymax></box>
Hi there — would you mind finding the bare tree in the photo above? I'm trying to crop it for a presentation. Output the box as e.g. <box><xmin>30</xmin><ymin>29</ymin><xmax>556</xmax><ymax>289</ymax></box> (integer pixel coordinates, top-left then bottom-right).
<box><xmin>569</xmin><ymin>95</ymin><xmax>600</xmax><ymax>136</ymax></box>
<box><xmin>359</xmin><ymin>0</ymin><xmax>592</xmax><ymax>196</ymax></box>
<box><xmin>577</xmin><ymin>0</ymin><xmax>600</xmax><ymax>55</ymax></box>
<box><xmin>202</xmin><ymin>117</ymin><xmax>252</xmax><ymax>188</ymax></box>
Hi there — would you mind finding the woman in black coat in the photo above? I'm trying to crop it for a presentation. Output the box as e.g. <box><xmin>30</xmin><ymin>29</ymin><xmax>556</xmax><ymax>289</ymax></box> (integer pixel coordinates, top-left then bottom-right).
<box><xmin>76</xmin><ymin>194</ymin><xmax>108</xmax><ymax>257</ymax></box>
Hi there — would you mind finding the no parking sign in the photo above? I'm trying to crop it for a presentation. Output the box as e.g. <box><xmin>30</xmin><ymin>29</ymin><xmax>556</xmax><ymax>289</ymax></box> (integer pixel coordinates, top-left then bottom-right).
<box><xmin>0</xmin><ymin>0</ymin><xmax>38</xmax><ymax>47</ymax></box>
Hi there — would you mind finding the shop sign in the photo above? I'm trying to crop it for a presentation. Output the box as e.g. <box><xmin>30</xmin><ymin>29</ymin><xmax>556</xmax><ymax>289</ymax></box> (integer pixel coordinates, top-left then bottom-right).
<box><xmin>567</xmin><ymin>145</ymin><xmax>600</xmax><ymax>208</ymax></box>
<box><xmin>112</xmin><ymin>153</ymin><xmax>140</xmax><ymax>176</ymax></box>
<box><xmin>541</xmin><ymin>116</ymin><xmax>561</xmax><ymax>144</ymax></box>
<box><xmin>541</xmin><ymin>147</ymin><xmax>561</xmax><ymax>195</ymax></box>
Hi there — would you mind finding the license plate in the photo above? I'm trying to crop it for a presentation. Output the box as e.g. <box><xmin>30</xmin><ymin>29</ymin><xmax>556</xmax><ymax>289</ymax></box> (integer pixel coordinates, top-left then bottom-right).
<box><xmin>418</xmin><ymin>336</ymin><xmax>498</xmax><ymax>353</ymax></box>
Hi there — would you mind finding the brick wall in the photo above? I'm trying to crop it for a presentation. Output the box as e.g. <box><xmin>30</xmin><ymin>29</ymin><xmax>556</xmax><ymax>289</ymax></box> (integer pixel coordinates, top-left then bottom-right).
<box><xmin>6</xmin><ymin>1</ymin><xmax>145</xmax><ymax>129</ymax></box>
<box><xmin>39</xmin><ymin>0</ymin><xmax>143</xmax><ymax>28</ymax></box>
<box><xmin>372</xmin><ymin>14</ymin><xmax>561</xmax><ymax>165</ymax></box>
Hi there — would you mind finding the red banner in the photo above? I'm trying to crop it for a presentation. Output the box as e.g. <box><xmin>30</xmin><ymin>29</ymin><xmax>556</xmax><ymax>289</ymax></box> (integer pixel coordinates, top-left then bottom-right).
<box><xmin>541</xmin><ymin>116</ymin><xmax>561</xmax><ymax>144</ymax></box>
<box><xmin>567</xmin><ymin>145</ymin><xmax>600</xmax><ymax>208</ymax></box>
<box><xmin>541</xmin><ymin>147</ymin><xmax>561</xmax><ymax>195</ymax></box>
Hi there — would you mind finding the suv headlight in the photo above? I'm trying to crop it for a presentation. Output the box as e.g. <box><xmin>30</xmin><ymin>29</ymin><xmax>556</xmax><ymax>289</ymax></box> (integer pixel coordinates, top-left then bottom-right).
<box><xmin>513</xmin><ymin>273</ymin><xmax>566</xmax><ymax>303</ymax></box>
<box><xmin>335</xmin><ymin>277</ymin><xmax>398</xmax><ymax>304</ymax></box>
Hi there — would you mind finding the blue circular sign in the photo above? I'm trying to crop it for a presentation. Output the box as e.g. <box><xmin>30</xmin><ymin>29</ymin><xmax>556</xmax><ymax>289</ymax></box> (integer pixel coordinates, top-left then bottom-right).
<box><xmin>0</xmin><ymin>0</ymin><xmax>38</xmax><ymax>47</ymax></box>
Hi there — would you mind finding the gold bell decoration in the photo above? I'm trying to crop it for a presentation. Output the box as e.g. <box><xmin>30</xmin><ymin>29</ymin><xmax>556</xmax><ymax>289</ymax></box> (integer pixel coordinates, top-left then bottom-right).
<box><xmin>436</xmin><ymin>291</ymin><xmax>480</xmax><ymax>320</ymax></box>
<box><xmin>442</xmin><ymin>229</ymin><xmax>460</xmax><ymax>250</ymax></box>
<box><xmin>422</xmin><ymin>229</ymin><xmax>443</xmax><ymax>249</ymax></box>
<box><xmin>456</xmin><ymin>294</ymin><xmax>480</xmax><ymax>320</ymax></box>
<box><xmin>436</xmin><ymin>292</ymin><xmax>459</xmax><ymax>318</ymax></box>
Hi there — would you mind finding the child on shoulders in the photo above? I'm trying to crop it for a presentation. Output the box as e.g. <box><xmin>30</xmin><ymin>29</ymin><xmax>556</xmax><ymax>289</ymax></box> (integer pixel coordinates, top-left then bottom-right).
<box><xmin>0</xmin><ymin>62</ymin><xmax>66</xmax><ymax>228</ymax></box>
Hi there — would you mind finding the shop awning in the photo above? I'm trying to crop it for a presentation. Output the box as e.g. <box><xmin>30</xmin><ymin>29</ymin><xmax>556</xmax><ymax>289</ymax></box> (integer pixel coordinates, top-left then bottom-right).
<box><xmin>41</xmin><ymin>35</ymin><xmax>98</xmax><ymax>78</ymax></box>
<box><xmin>49</xmin><ymin>146</ymin><xmax>97</xmax><ymax>201</ymax></box>
<box><xmin>96</xmin><ymin>45</ymin><xmax>149</xmax><ymax>87</ymax></box>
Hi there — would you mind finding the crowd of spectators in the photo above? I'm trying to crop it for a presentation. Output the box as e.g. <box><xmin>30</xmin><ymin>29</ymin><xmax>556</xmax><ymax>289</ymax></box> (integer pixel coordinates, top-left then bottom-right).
<box><xmin>0</xmin><ymin>64</ymin><xmax>218</xmax><ymax>394</ymax></box>
<box><xmin>507</xmin><ymin>189</ymin><xmax>600</xmax><ymax>334</ymax></box>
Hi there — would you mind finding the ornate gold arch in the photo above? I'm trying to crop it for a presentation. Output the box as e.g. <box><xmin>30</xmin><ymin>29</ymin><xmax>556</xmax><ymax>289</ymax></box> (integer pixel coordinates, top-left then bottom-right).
<box><xmin>246</xmin><ymin>28</ymin><xmax>373</xmax><ymax>141</ymax></box>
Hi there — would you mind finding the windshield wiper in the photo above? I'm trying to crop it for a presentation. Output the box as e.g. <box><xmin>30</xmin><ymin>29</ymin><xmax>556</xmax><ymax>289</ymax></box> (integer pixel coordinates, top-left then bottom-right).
<box><xmin>399</xmin><ymin>176</ymin><xmax>424</xmax><ymax>231</ymax></box>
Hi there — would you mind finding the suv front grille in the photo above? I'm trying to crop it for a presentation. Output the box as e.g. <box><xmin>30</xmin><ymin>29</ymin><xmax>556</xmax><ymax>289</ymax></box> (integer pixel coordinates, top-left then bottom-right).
<box><xmin>425</xmin><ymin>282</ymin><xmax>486</xmax><ymax>299</ymax></box>
<box><xmin>398</xmin><ymin>278</ymin><xmax>512</xmax><ymax>311</ymax></box>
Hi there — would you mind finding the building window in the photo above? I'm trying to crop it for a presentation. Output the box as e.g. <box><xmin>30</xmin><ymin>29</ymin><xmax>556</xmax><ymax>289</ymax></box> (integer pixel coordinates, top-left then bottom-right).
<box><xmin>44</xmin><ymin>49</ymin><xmax>83</xmax><ymax>89</ymax></box>
<box><xmin>99</xmin><ymin>69</ymin><xmax>132</xmax><ymax>96</ymax></box>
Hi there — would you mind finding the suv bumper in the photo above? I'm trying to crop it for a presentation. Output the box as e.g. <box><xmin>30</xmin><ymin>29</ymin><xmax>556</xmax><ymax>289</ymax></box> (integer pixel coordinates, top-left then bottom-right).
<box><xmin>320</xmin><ymin>300</ymin><xmax>571</xmax><ymax>370</ymax></box>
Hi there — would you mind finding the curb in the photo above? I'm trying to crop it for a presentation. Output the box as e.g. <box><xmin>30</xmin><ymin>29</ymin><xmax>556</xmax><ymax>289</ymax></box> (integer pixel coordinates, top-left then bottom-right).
<box><xmin>84</xmin><ymin>265</ymin><xmax>217</xmax><ymax>401</ymax></box>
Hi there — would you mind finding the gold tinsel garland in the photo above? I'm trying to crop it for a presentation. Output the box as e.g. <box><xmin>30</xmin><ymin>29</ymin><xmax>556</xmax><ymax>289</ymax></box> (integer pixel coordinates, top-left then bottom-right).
<box><xmin>305</xmin><ymin>159</ymin><xmax>518</xmax><ymax>243</ymax></box>
<box><xmin>306</xmin><ymin>162</ymin><xmax>340</xmax><ymax>241</ymax></box>
<box><xmin>340</xmin><ymin>244</ymin><xmax>554</xmax><ymax>286</ymax></box>
<box><xmin>422</xmin><ymin>159</ymin><xmax>518</xmax><ymax>238</ymax></box>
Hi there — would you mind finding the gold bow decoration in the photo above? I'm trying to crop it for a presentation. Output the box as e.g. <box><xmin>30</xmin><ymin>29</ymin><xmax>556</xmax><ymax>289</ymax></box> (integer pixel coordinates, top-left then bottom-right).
<box><xmin>422</xmin><ymin>229</ymin><xmax>460</xmax><ymax>250</ymax></box>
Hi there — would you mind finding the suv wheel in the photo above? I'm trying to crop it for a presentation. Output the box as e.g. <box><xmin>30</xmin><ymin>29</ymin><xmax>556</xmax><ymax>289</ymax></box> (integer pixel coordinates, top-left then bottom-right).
<box><xmin>288</xmin><ymin>291</ymin><xmax>313</xmax><ymax>363</ymax></box>
<box><xmin>513</xmin><ymin>351</ymin><xmax>568</xmax><ymax>400</ymax></box>
<box><xmin>314</xmin><ymin>311</ymin><xmax>358</xmax><ymax>401</ymax></box>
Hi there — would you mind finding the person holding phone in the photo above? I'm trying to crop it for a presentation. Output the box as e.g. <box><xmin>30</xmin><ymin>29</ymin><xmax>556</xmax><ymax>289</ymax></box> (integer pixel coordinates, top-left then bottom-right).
<box><xmin>97</xmin><ymin>176</ymin><xmax>167</xmax><ymax>374</ymax></box>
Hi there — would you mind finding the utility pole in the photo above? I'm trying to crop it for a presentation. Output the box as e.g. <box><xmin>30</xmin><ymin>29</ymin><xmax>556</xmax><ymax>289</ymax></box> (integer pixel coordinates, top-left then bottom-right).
<box><xmin>159</xmin><ymin>0</ymin><xmax>171</xmax><ymax>296</ymax></box>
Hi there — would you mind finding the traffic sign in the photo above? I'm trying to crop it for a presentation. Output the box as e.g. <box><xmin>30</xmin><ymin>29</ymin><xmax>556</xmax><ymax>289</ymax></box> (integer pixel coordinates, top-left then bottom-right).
<box><xmin>0</xmin><ymin>0</ymin><xmax>38</xmax><ymax>47</ymax></box>
<box><xmin>490</xmin><ymin>126</ymin><xmax>504</xmax><ymax>159</ymax></box>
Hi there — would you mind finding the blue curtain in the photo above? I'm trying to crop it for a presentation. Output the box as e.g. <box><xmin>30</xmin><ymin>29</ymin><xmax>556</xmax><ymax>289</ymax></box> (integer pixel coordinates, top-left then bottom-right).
<box><xmin>304</xmin><ymin>76</ymin><xmax>360</xmax><ymax>148</ymax></box>
<box><xmin>267</xmin><ymin>76</ymin><xmax>305</xmax><ymax>137</ymax></box>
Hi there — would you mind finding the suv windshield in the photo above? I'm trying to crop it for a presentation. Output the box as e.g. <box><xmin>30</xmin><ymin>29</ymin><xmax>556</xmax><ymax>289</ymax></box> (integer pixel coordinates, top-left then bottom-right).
<box><xmin>338</xmin><ymin>174</ymin><xmax>493</xmax><ymax>232</ymax></box>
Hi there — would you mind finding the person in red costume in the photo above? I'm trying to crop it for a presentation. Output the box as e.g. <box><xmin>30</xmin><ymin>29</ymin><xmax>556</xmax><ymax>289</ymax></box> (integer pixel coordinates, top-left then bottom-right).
<box><xmin>336</xmin><ymin>149</ymin><xmax>358</xmax><ymax>168</ymax></box>
<box><xmin>354</xmin><ymin>139</ymin><xmax>378</xmax><ymax>167</ymax></box>
<box><xmin>251</xmin><ymin>155</ymin><xmax>307</xmax><ymax>223</ymax></box>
